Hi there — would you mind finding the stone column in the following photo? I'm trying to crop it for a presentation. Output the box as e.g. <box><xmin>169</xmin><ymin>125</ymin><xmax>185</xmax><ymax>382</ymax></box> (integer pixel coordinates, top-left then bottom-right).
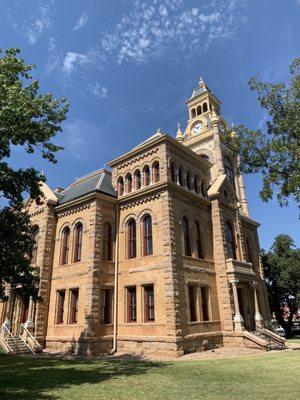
<box><xmin>175</xmin><ymin>169</ymin><xmax>180</xmax><ymax>185</ymax></box>
<box><xmin>2</xmin><ymin>287</ymin><xmax>13</xmax><ymax>331</ymax></box>
<box><xmin>229</xmin><ymin>279</ymin><xmax>244</xmax><ymax>331</ymax></box>
<box><xmin>24</xmin><ymin>297</ymin><xmax>35</xmax><ymax>332</ymax></box>
<box><xmin>252</xmin><ymin>281</ymin><xmax>263</xmax><ymax>329</ymax></box>
<box><xmin>149</xmin><ymin>167</ymin><xmax>153</xmax><ymax>185</ymax></box>
<box><xmin>211</xmin><ymin>110</ymin><xmax>225</xmax><ymax>176</ymax></box>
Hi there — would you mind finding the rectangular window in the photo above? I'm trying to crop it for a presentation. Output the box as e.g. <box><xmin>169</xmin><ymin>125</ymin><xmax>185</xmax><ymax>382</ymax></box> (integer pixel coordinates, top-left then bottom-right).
<box><xmin>188</xmin><ymin>285</ymin><xmax>197</xmax><ymax>322</ymax></box>
<box><xmin>127</xmin><ymin>287</ymin><xmax>137</xmax><ymax>322</ymax></box>
<box><xmin>101</xmin><ymin>289</ymin><xmax>113</xmax><ymax>324</ymax></box>
<box><xmin>69</xmin><ymin>289</ymin><xmax>79</xmax><ymax>324</ymax></box>
<box><xmin>201</xmin><ymin>286</ymin><xmax>210</xmax><ymax>321</ymax></box>
<box><xmin>144</xmin><ymin>285</ymin><xmax>155</xmax><ymax>322</ymax></box>
<box><xmin>56</xmin><ymin>290</ymin><xmax>65</xmax><ymax>324</ymax></box>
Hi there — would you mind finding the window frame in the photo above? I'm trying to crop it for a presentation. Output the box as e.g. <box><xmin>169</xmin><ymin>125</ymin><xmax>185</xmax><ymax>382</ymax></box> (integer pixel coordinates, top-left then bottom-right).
<box><xmin>73</xmin><ymin>223</ymin><xmax>83</xmax><ymax>263</ymax></box>
<box><xmin>195</xmin><ymin>221</ymin><xmax>204</xmax><ymax>259</ymax></box>
<box><xmin>56</xmin><ymin>290</ymin><xmax>65</xmax><ymax>324</ymax></box>
<box><xmin>60</xmin><ymin>227</ymin><xmax>71</xmax><ymax>265</ymax></box>
<box><xmin>127</xmin><ymin>219</ymin><xmax>137</xmax><ymax>259</ymax></box>
<box><xmin>226</xmin><ymin>221</ymin><xmax>237</xmax><ymax>260</ymax></box>
<box><xmin>103</xmin><ymin>222</ymin><xmax>113</xmax><ymax>261</ymax></box>
<box><xmin>200</xmin><ymin>286</ymin><xmax>210</xmax><ymax>321</ymax></box>
<box><xmin>144</xmin><ymin>284</ymin><xmax>155</xmax><ymax>322</ymax></box>
<box><xmin>127</xmin><ymin>286</ymin><xmax>137</xmax><ymax>323</ymax></box>
<box><xmin>69</xmin><ymin>288</ymin><xmax>79</xmax><ymax>324</ymax></box>
<box><xmin>143</xmin><ymin>215</ymin><xmax>153</xmax><ymax>256</ymax></box>
<box><xmin>101</xmin><ymin>288</ymin><xmax>113</xmax><ymax>324</ymax></box>
<box><xmin>183</xmin><ymin>217</ymin><xmax>191</xmax><ymax>256</ymax></box>
<box><xmin>152</xmin><ymin>162</ymin><xmax>160</xmax><ymax>183</ymax></box>
<box><xmin>188</xmin><ymin>285</ymin><xmax>198</xmax><ymax>322</ymax></box>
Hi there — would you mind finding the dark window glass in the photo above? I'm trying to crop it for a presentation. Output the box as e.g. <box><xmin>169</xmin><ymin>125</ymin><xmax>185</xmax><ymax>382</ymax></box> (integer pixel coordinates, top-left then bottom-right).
<box><xmin>134</xmin><ymin>170</ymin><xmax>141</xmax><ymax>190</ymax></box>
<box><xmin>201</xmin><ymin>286</ymin><xmax>209</xmax><ymax>321</ymax></box>
<box><xmin>74</xmin><ymin>223</ymin><xmax>83</xmax><ymax>262</ymax></box>
<box><xmin>127</xmin><ymin>287</ymin><xmax>137</xmax><ymax>322</ymax></box>
<box><xmin>195</xmin><ymin>221</ymin><xmax>204</xmax><ymax>259</ymax></box>
<box><xmin>197</xmin><ymin>105</ymin><xmax>202</xmax><ymax>115</ymax></box>
<box><xmin>118</xmin><ymin>177</ymin><xmax>124</xmax><ymax>196</ymax></box>
<box><xmin>56</xmin><ymin>290</ymin><xmax>65</xmax><ymax>324</ymax></box>
<box><xmin>152</xmin><ymin>162</ymin><xmax>160</xmax><ymax>183</ymax></box>
<box><xmin>191</xmin><ymin>108</ymin><xmax>196</xmax><ymax>118</ymax></box>
<box><xmin>128</xmin><ymin>219</ymin><xmax>136</xmax><ymax>259</ymax></box>
<box><xmin>143</xmin><ymin>166</ymin><xmax>151</xmax><ymax>186</ymax></box>
<box><xmin>144</xmin><ymin>285</ymin><xmax>155</xmax><ymax>322</ymax></box>
<box><xmin>170</xmin><ymin>162</ymin><xmax>176</xmax><ymax>182</ymax></box>
<box><xmin>186</xmin><ymin>172</ymin><xmax>191</xmax><ymax>190</ymax></box>
<box><xmin>143</xmin><ymin>215</ymin><xmax>153</xmax><ymax>256</ymax></box>
<box><xmin>103</xmin><ymin>222</ymin><xmax>113</xmax><ymax>261</ymax></box>
<box><xmin>226</xmin><ymin>222</ymin><xmax>236</xmax><ymax>259</ymax></box>
<box><xmin>69</xmin><ymin>289</ymin><xmax>79</xmax><ymax>324</ymax></box>
<box><xmin>194</xmin><ymin>176</ymin><xmax>199</xmax><ymax>193</ymax></box>
<box><xmin>178</xmin><ymin>169</ymin><xmax>183</xmax><ymax>186</ymax></box>
<box><xmin>203</xmin><ymin>102</ymin><xmax>208</xmax><ymax>112</ymax></box>
<box><xmin>126</xmin><ymin>174</ymin><xmax>132</xmax><ymax>193</ymax></box>
<box><xmin>101</xmin><ymin>289</ymin><xmax>112</xmax><ymax>324</ymax></box>
<box><xmin>188</xmin><ymin>285</ymin><xmax>197</xmax><ymax>322</ymax></box>
<box><xmin>183</xmin><ymin>217</ymin><xmax>191</xmax><ymax>256</ymax></box>
<box><xmin>61</xmin><ymin>227</ymin><xmax>70</xmax><ymax>265</ymax></box>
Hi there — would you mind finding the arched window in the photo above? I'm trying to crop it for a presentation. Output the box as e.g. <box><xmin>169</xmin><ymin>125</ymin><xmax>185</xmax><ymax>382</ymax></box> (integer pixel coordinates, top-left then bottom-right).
<box><xmin>152</xmin><ymin>162</ymin><xmax>160</xmax><ymax>183</ymax></box>
<box><xmin>186</xmin><ymin>171</ymin><xmax>191</xmax><ymax>190</ymax></box>
<box><xmin>201</xmin><ymin>154</ymin><xmax>209</xmax><ymax>161</ymax></box>
<box><xmin>103</xmin><ymin>222</ymin><xmax>113</xmax><ymax>261</ymax></box>
<box><xmin>203</xmin><ymin>102</ymin><xmax>208</xmax><ymax>113</ymax></box>
<box><xmin>143</xmin><ymin>215</ymin><xmax>153</xmax><ymax>256</ymax></box>
<box><xmin>31</xmin><ymin>226</ymin><xmax>39</xmax><ymax>264</ymax></box>
<box><xmin>126</xmin><ymin>173</ymin><xmax>132</xmax><ymax>193</ymax></box>
<box><xmin>117</xmin><ymin>177</ymin><xmax>124</xmax><ymax>196</ymax></box>
<box><xmin>134</xmin><ymin>170</ymin><xmax>141</xmax><ymax>190</ymax></box>
<box><xmin>73</xmin><ymin>222</ymin><xmax>83</xmax><ymax>262</ymax></box>
<box><xmin>194</xmin><ymin>176</ymin><xmax>199</xmax><ymax>194</ymax></box>
<box><xmin>178</xmin><ymin>168</ymin><xmax>183</xmax><ymax>186</ymax></box>
<box><xmin>183</xmin><ymin>217</ymin><xmax>191</xmax><ymax>256</ymax></box>
<box><xmin>196</xmin><ymin>105</ymin><xmax>202</xmax><ymax>115</ymax></box>
<box><xmin>224</xmin><ymin>157</ymin><xmax>235</xmax><ymax>188</ymax></box>
<box><xmin>143</xmin><ymin>165</ymin><xmax>151</xmax><ymax>187</ymax></box>
<box><xmin>195</xmin><ymin>221</ymin><xmax>204</xmax><ymax>259</ymax></box>
<box><xmin>191</xmin><ymin>108</ymin><xmax>196</xmax><ymax>118</ymax></box>
<box><xmin>127</xmin><ymin>219</ymin><xmax>136</xmax><ymax>259</ymax></box>
<box><xmin>226</xmin><ymin>222</ymin><xmax>236</xmax><ymax>259</ymax></box>
<box><xmin>170</xmin><ymin>162</ymin><xmax>176</xmax><ymax>182</ymax></box>
<box><xmin>61</xmin><ymin>227</ymin><xmax>70</xmax><ymax>265</ymax></box>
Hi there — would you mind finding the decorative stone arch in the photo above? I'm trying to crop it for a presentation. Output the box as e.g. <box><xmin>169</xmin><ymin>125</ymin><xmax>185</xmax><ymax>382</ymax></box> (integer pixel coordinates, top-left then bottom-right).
<box><xmin>121</xmin><ymin>213</ymin><xmax>138</xmax><ymax>230</ymax></box>
<box><xmin>57</xmin><ymin>222</ymin><xmax>72</xmax><ymax>239</ymax></box>
<box><xmin>71</xmin><ymin>217</ymin><xmax>85</xmax><ymax>231</ymax></box>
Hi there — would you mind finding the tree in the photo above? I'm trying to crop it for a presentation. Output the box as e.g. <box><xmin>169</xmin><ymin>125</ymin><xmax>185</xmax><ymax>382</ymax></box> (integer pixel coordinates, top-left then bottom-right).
<box><xmin>262</xmin><ymin>234</ymin><xmax>300</xmax><ymax>338</ymax></box>
<box><xmin>225</xmin><ymin>58</ymin><xmax>300</xmax><ymax>208</ymax></box>
<box><xmin>0</xmin><ymin>48</ymin><xmax>68</xmax><ymax>300</ymax></box>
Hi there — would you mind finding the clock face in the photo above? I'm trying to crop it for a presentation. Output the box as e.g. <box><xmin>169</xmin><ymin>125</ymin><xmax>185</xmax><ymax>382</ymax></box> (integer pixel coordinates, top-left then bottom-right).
<box><xmin>192</xmin><ymin>122</ymin><xmax>203</xmax><ymax>135</ymax></box>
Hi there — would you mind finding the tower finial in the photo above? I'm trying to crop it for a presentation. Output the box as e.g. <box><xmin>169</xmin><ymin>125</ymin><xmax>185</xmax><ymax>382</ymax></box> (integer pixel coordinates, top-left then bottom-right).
<box><xmin>199</xmin><ymin>77</ymin><xmax>205</xmax><ymax>87</ymax></box>
<box><xmin>176</xmin><ymin>122</ymin><xmax>184</xmax><ymax>142</ymax></box>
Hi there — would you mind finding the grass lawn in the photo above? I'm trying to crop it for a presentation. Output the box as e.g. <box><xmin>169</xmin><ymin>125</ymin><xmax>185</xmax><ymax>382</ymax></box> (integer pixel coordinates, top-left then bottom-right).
<box><xmin>287</xmin><ymin>337</ymin><xmax>300</xmax><ymax>344</ymax></box>
<box><xmin>0</xmin><ymin>351</ymin><xmax>299</xmax><ymax>400</ymax></box>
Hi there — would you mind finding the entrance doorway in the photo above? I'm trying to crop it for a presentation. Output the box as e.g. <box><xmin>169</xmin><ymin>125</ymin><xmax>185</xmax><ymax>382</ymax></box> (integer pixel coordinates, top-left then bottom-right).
<box><xmin>237</xmin><ymin>287</ymin><xmax>255</xmax><ymax>331</ymax></box>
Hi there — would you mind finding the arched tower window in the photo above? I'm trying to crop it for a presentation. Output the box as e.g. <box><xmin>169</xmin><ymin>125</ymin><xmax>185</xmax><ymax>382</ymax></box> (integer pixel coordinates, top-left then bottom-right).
<box><xmin>203</xmin><ymin>102</ymin><xmax>208</xmax><ymax>113</ymax></box>
<box><xmin>152</xmin><ymin>162</ymin><xmax>160</xmax><ymax>183</ymax></box>
<box><xmin>186</xmin><ymin>171</ymin><xmax>191</xmax><ymax>190</ymax></box>
<box><xmin>226</xmin><ymin>222</ymin><xmax>236</xmax><ymax>260</ymax></box>
<box><xmin>201</xmin><ymin>154</ymin><xmax>209</xmax><ymax>161</ymax></box>
<box><xmin>170</xmin><ymin>162</ymin><xmax>176</xmax><ymax>182</ymax></box>
<box><xmin>134</xmin><ymin>170</ymin><xmax>141</xmax><ymax>190</ymax></box>
<box><xmin>178</xmin><ymin>168</ymin><xmax>183</xmax><ymax>186</ymax></box>
<box><xmin>143</xmin><ymin>215</ymin><xmax>153</xmax><ymax>256</ymax></box>
<box><xmin>143</xmin><ymin>165</ymin><xmax>151</xmax><ymax>187</ymax></box>
<box><xmin>103</xmin><ymin>222</ymin><xmax>113</xmax><ymax>261</ymax></box>
<box><xmin>126</xmin><ymin>173</ymin><xmax>132</xmax><ymax>193</ymax></box>
<box><xmin>183</xmin><ymin>217</ymin><xmax>191</xmax><ymax>256</ymax></box>
<box><xmin>196</xmin><ymin>105</ymin><xmax>202</xmax><ymax>115</ymax></box>
<box><xmin>73</xmin><ymin>222</ymin><xmax>83</xmax><ymax>262</ymax></box>
<box><xmin>31</xmin><ymin>226</ymin><xmax>39</xmax><ymax>264</ymax></box>
<box><xmin>224</xmin><ymin>157</ymin><xmax>235</xmax><ymax>188</ymax></box>
<box><xmin>194</xmin><ymin>176</ymin><xmax>199</xmax><ymax>194</ymax></box>
<box><xmin>127</xmin><ymin>219</ymin><xmax>137</xmax><ymax>259</ymax></box>
<box><xmin>191</xmin><ymin>108</ymin><xmax>196</xmax><ymax>118</ymax></box>
<box><xmin>195</xmin><ymin>221</ymin><xmax>204</xmax><ymax>259</ymax></box>
<box><xmin>117</xmin><ymin>177</ymin><xmax>124</xmax><ymax>196</ymax></box>
<box><xmin>61</xmin><ymin>227</ymin><xmax>70</xmax><ymax>265</ymax></box>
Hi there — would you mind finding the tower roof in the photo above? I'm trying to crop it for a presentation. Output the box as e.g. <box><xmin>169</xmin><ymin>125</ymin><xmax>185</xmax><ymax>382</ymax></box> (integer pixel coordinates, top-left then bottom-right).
<box><xmin>189</xmin><ymin>78</ymin><xmax>211</xmax><ymax>101</ymax></box>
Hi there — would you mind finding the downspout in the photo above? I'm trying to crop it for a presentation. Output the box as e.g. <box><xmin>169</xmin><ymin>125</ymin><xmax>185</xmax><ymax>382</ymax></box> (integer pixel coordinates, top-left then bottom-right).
<box><xmin>110</xmin><ymin>203</ymin><xmax>119</xmax><ymax>355</ymax></box>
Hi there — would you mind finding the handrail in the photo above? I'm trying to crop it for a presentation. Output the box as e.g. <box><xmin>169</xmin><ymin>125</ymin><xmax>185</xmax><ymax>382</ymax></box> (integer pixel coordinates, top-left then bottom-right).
<box><xmin>0</xmin><ymin>325</ymin><xmax>16</xmax><ymax>353</ymax></box>
<box><xmin>257</xmin><ymin>327</ymin><xmax>286</xmax><ymax>346</ymax></box>
<box><xmin>20</xmin><ymin>323</ymin><xmax>42</xmax><ymax>352</ymax></box>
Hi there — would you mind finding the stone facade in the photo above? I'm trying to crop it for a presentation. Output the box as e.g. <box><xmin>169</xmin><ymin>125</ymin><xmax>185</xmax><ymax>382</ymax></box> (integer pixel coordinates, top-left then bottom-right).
<box><xmin>0</xmin><ymin>79</ymin><xmax>272</xmax><ymax>356</ymax></box>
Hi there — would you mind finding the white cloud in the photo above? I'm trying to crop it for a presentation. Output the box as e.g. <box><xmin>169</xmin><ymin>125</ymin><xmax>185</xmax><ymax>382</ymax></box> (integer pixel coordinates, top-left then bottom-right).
<box><xmin>62</xmin><ymin>52</ymin><xmax>89</xmax><ymax>74</ymax></box>
<box><xmin>73</xmin><ymin>12</ymin><xmax>89</xmax><ymax>31</ymax></box>
<box><xmin>88</xmin><ymin>83</ymin><xmax>108</xmax><ymax>98</ymax></box>
<box><xmin>24</xmin><ymin>2</ymin><xmax>53</xmax><ymax>45</ymax></box>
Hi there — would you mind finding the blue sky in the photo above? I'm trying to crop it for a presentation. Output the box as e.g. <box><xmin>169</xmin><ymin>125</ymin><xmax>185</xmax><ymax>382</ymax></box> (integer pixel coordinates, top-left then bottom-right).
<box><xmin>1</xmin><ymin>0</ymin><xmax>299</xmax><ymax>249</ymax></box>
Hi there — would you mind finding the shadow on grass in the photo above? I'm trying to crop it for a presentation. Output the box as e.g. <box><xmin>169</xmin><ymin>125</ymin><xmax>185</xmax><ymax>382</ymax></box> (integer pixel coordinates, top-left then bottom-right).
<box><xmin>0</xmin><ymin>353</ymin><xmax>168</xmax><ymax>400</ymax></box>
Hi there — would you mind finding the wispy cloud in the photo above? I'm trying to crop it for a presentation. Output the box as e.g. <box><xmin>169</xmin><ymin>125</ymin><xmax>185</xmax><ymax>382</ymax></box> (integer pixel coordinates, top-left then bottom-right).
<box><xmin>62</xmin><ymin>52</ymin><xmax>89</xmax><ymax>74</ymax></box>
<box><xmin>24</xmin><ymin>1</ymin><xmax>53</xmax><ymax>45</ymax></box>
<box><xmin>73</xmin><ymin>12</ymin><xmax>89</xmax><ymax>31</ymax></box>
<box><xmin>88</xmin><ymin>83</ymin><xmax>108</xmax><ymax>98</ymax></box>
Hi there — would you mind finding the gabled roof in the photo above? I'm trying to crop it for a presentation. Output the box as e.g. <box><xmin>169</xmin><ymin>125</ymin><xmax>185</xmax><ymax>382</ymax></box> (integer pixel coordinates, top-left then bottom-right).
<box><xmin>207</xmin><ymin>174</ymin><xmax>238</xmax><ymax>202</ymax></box>
<box><xmin>24</xmin><ymin>181</ymin><xmax>58</xmax><ymax>208</ymax></box>
<box><xmin>57</xmin><ymin>169</ymin><xmax>116</xmax><ymax>205</ymax></box>
<box><xmin>133</xmin><ymin>129</ymin><xmax>163</xmax><ymax>149</ymax></box>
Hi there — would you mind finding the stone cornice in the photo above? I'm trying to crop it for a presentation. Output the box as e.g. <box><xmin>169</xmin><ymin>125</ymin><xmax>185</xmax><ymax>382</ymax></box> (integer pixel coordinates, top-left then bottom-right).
<box><xmin>55</xmin><ymin>191</ymin><xmax>116</xmax><ymax>213</ymax></box>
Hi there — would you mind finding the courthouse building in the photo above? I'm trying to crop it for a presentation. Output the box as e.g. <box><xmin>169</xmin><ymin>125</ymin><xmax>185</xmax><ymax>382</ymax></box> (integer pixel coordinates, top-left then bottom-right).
<box><xmin>0</xmin><ymin>79</ymin><xmax>281</xmax><ymax>356</ymax></box>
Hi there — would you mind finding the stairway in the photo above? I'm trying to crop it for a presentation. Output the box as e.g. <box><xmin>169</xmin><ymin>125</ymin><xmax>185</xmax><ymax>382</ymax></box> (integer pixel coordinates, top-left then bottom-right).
<box><xmin>244</xmin><ymin>328</ymin><xmax>286</xmax><ymax>351</ymax></box>
<box><xmin>1</xmin><ymin>335</ymin><xmax>33</xmax><ymax>354</ymax></box>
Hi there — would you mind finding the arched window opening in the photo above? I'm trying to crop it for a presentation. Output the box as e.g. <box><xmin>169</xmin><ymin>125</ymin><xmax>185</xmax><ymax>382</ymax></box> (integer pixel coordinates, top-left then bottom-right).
<box><xmin>195</xmin><ymin>221</ymin><xmax>204</xmax><ymax>259</ymax></box>
<box><xmin>196</xmin><ymin>105</ymin><xmax>202</xmax><ymax>115</ymax></box>
<box><xmin>194</xmin><ymin>176</ymin><xmax>199</xmax><ymax>194</ymax></box>
<box><xmin>183</xmin><ymin>217</ymin><xmax>191</xmax><ymax>256</ymax></box>
<box><xmin>226</xmin><ymin>222</ymin><xmax>236</xmax><ymax>259</ymax></box>
<box><xmin>152</xmin><ymin>162</ymin><xmax>160</xmax><ymax>183</ymax></box>
<box><xmin>191</xmin><ymin>108</ymin><xmax>196</xmax><ymax>118</ymax></box>
<box><xmin>178</xmin><ymin>168</ymin><xmax>183</xmax><ymax>186</ymax></box>
<box><xmin>170</xmin><ymin>162</ymin><xmax>176</xmax><ymax>182</ymax></box>
<box><xmin>74</xmin><ymin>223</ymin><xmax>83</xmax><ymax>262</ymax></box>
<box><xmin>224</xmin><ymin>157</ymin><xmax>235</xmax><ymax>188</ymax></box>
<box><xmin>126</xmin><ymin>173</ymin><xmax>132</xmax><ymax>193</ymax></box>
<box><xmin>143</xmin><ymin>165</ymin><xmax>151</xmax><ymax>187</ymax></box>
<box><xmin>186</xmin><ymin>172</ymin><xmax>191</xmax><ymax>190</ymax></box>
<box><xmin>61</xmin><ymin>227</ymin><xmax>70</xmax><ymax>265</ymax></box>
<box><xmin>201</xmin><ymin>154</ymin><xmax>209</xmax><ymax>161</ymax></box>
<box><xmin>117</xmin><ymin>177</ymin><xmax>124</xmax><ymax>196</ymax></box>
<box><xmin>103</xmin><ymin>222</ymin><xmax>113</xmax><ymax>261</ymax></box>
<box><xmin>31</xmin><ymin>226</ymin><xmax>39</xmax><ymax>264</ymax></box>
<box><xmin>134</xmin><ymin>170</ymin><xmax>141</xmax><ymax>190</ymax></box>
<box><xmin>128</xmin><ymin>219</ymin><xmax>136</xmax><ymax>259</ymax></box>
<box><xmin>203</xmin><ymin>102</ymin><xmax>208</xmax><ymax>113</ymax></box>
<box><xmin>143</xmin><ymin>215</ymin><xmax>153</xmax><ymax>256</ymax></box>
